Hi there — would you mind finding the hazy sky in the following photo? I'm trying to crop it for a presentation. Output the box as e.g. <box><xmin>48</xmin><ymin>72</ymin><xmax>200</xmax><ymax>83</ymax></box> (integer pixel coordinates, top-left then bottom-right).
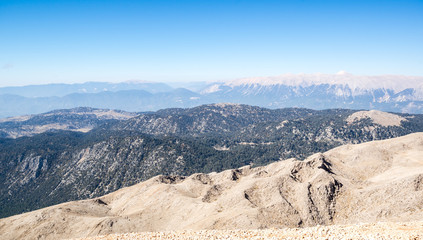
<box><xmin>1</xmin><ymin>0</ymin><xmax>422</xmax><ymax>87</ymax></box>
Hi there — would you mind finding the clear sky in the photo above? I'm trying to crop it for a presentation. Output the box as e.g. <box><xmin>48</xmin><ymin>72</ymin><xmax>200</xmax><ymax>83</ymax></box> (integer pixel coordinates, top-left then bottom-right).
<box><xmin>0</xmin><ymin>0</ymin><xmax>422</xmax><ymax>87</ymax></box>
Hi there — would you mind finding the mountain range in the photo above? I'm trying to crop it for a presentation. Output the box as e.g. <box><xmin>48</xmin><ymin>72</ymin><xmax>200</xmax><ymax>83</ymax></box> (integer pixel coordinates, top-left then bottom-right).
<box><xmin>1</xmin><ymin>132</ymin><xmax>422</xmax><ymax>240</ymax></box>
<box><xmin>1</xmin><ymin>104</ymin><xmax>423</xmax><ymax>219</ymax></box>
<box><xmin>1</xmin><ymin>73</ymin><xmax>423</xmax><ymax>118</ymax></box>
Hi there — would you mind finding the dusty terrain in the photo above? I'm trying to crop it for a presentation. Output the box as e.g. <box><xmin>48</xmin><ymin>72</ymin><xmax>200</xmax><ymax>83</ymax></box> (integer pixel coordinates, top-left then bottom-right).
<box><xmin>1</xmin><ymin>133</ymin><xmax>423</xmax><ymax>240</ymax></box>
<box><xmin>74</xmin><ymin>221</ymin><xmax>423</xmax><ymax>240</ymax></box>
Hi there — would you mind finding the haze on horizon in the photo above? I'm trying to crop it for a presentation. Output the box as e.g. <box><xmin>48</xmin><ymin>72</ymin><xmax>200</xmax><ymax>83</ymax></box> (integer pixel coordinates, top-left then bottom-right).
<box><xmin>0</xmin><ymin>0</ymin><xmax>422</xmax><ymax>87</ymax></box>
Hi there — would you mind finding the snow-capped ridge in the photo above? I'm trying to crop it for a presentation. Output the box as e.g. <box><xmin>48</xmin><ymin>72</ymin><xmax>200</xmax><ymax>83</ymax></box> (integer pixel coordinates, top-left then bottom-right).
<box><xmin>201</xmin><ymin>83</ymin><xmax>223</xmax><ymax>94</ymax></box>
<box><xmin>224</xmin><ymin>73</ymin><xmax>423</xmax><ymax>94</ymax></box>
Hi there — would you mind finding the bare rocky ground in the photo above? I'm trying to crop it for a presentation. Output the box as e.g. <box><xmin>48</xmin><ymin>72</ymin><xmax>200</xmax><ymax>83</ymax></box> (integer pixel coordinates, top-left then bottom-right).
<box><xmin>73</xmin><ymin>221</ymin><xmax>423</xmax><ymax>240</ymax></box>
<box><xmin>346</xmin><ymin>109</ymin><xmax>407</xmax><ymax>127</ymax></box>
<box><xmin>1</xmin><ymin>132</ymin><xmax>423</xmax><ymax>240</ymax></box>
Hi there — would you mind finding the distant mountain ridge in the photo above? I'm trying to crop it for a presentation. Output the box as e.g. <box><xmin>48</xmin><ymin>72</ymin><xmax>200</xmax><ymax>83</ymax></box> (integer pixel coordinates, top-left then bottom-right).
<box><xmin>203</xmin><ymin>73</ymin><xmax>423</xmax><ymax>113</ymax></box>
<box><xmin>1</xmin><ymin>73</ymin><xmax>423</xmax><ymax>118</ymax></box>
<box><xmin>0</xmin><ymin>81</ymin><xmax>173</xmax><ymax>97</ymax></box>
<box><xmin>221</xmin><ymin>72</ymin><xmax>423</xmax><ymax>94</ymax></box>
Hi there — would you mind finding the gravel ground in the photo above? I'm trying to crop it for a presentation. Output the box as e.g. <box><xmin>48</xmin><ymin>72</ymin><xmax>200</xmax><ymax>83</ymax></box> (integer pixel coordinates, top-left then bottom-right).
<box><xmin>74</xmin><ymin>221</ymin><xmax>423</xmax><ymax>240</ymax></box>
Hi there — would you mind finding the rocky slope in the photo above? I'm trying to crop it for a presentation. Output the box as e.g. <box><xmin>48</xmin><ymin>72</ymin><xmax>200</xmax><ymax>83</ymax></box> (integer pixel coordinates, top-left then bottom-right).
<box><xmin>1</xmin><ymin>133</ymin><xmax>422</xmax><ymax>240</ymax></box>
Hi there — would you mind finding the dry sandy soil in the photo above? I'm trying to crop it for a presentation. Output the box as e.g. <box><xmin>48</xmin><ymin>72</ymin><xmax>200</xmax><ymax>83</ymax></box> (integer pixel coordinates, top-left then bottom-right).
<box><xmin>1</xmin><ymin>133</ymin><xmax>423</xmax><ymax>240</ymax></box>
<box><xmin>72</xmin><ymin>221</ymin><xmax>423</xmax><ymax>240</ymax></box>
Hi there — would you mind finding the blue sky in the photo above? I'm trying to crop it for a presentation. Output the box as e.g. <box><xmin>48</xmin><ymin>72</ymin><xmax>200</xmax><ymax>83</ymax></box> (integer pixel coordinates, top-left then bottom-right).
<box><xmin>0</xmin><ymin>0</ymin><xmax>422</xmax><ymax>87</ymax></box>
